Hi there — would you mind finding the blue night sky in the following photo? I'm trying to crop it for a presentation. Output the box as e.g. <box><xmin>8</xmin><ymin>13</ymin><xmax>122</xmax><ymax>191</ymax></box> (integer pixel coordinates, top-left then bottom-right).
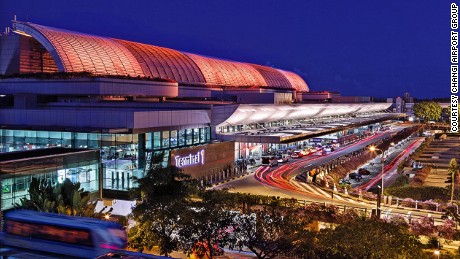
<box><xmin>0</xmin><ymin>0</ymin><xmax>449</xmax><ymax>98</ymax></box>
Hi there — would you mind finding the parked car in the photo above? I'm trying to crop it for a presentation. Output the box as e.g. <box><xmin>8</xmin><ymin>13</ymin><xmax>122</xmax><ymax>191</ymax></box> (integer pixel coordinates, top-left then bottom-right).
<box><xmin>261</xmin><ymin>156</ymin><xmax>270</xmax><ymax>165</ymax></box>
<box><xmin>358</xmin><ymin>168</ymin><xmax>371</xmax><ymax>175</ymax></box>
<box><xmin>349</xmin><ymin>172</ymin><xmax>362</xmax><ymax>181</ymax></box>
<box><xmin>290</xmin><ymin>150</ymin><xmax>304</xmax><ymax>158</ymax></box>
<box><xmin>339</xmin><ymin>178</ymin><xmax>351</xmax><ymax>185</ymax></box>
<box><xmin>269</xmin><ymin>157</ymin><xmax>278</xmax><ymax>167</ymax></box>
<box><xmin>277</xmin><ymin>154</ymin><xmax>289</xmax><ymax>163</ymax></box>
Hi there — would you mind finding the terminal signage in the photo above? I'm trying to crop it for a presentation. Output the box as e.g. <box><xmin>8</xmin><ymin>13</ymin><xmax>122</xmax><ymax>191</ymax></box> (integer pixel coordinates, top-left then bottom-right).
<box><xmin>174</xmin><ymin>150</ymin><xmax>205</xmax><ymax>168</ymax></box>
<box><xmin>170</xmin><ymin>142</ymin><xmax>234</xmax><ymax>179</ymax></box>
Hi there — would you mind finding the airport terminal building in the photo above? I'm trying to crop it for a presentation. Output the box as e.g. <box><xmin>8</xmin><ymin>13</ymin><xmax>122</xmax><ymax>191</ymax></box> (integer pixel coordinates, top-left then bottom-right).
<box><xmin>0</xmin><ymin>21</ymin><xmax>399</xmax><ymax>204</ymax></box>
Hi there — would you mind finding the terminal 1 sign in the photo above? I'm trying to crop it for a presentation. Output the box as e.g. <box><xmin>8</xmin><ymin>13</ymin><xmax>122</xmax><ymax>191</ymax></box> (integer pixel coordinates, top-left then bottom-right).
<box><xmin>170</xmin><ymin>141</ymin><xmax>235</xmax><ymax>179</ymax></box>
<box><xmin>174</xmin><ymin>150</ymin><xmax>205</xmax><ymax>168</ymax></box>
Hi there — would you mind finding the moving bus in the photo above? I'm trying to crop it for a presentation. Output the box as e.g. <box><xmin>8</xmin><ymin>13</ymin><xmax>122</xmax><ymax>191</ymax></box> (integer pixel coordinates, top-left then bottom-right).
<box><xmin>0</xmin><ymin>210</ymin><xmax>127</xmax><ymax>258</ymax></box>
<box><xmin>96</xmin><ymin>251</ymin><xmax>171</xmax><ymax>259</ymax></box>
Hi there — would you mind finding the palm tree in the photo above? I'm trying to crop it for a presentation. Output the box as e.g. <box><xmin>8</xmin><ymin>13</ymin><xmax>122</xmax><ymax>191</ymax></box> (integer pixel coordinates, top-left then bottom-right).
<box><xmin>16</xmin><ymin>177</ymin><xmax>109</xmax><ymax>218</ymax></box>
<box><xmin>449</xmin><ymin>158</ymin><xmax>458</xmax><ymax>204</ymax></box>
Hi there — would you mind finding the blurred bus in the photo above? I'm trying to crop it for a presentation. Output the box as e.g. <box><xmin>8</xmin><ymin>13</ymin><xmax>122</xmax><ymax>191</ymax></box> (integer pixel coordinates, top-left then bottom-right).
<box><xmin>0</xmin><ymin>210</ymin><xmax>127</xmax><ymax>258</ymax></box>
<box><xmin>96</xmin><ymin>251</ymin><xmax>171</xmax><ymax>259</ymax></box>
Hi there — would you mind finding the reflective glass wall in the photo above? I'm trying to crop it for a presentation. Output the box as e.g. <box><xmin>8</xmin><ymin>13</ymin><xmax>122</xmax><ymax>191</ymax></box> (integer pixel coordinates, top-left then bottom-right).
<box><xmin>0</xmin><ymin>127</ymin><xmax>211</xmax><ymax>193</ymax></box>
<box><xmin>0</xmin><ymin>150</ymin><xmax>99</xmax><ymax>211</ymax></box>
<box><xmin>145</xmin><ymin>127</ymin><xmax>211</xmax><ymax>150</ymax></box>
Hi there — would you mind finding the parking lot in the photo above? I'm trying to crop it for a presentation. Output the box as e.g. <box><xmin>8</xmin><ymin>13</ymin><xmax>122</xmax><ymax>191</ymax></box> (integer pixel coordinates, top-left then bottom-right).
<box><xmin>344</xmin><ymin>136</ymin><xmax>418</xmax><ymax>189</ymax></box>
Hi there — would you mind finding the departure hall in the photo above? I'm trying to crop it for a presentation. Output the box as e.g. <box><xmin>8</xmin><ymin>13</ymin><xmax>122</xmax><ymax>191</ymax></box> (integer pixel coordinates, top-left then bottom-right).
<box><xmin>0</xmin><ymin>20</ymin><xmax>401</xmax><ymax>206</ymax></box>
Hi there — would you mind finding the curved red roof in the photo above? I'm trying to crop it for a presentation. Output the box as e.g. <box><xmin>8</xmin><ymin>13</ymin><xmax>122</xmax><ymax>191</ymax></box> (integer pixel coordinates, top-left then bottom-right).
<box><xmin>15</xmin><ymin>23</ymin><xmax>144</xmax><ymax>76</ymax></box>
<box><xmin>184</xmin><ymin>53</ymin><xmax>267</xmax><ymax>87</ymax></box>
<box><xmin>115</xmin><ymin>39</ymin><xmax>206</xmax><ymax>84</ymax></box>
<box><xmin>249</xmin><ymin>64</ymin><xmax>292</xmax><ymax>90</ymax></box>
<box><xmin>277</xmin><ymin>69</ymin><xmax>310</xmax><ymax>92</ymax></box>
<box><xmin>13</xmin><ymin>22</ymin><xmax>309</xmax><ymax>92</ymax></box>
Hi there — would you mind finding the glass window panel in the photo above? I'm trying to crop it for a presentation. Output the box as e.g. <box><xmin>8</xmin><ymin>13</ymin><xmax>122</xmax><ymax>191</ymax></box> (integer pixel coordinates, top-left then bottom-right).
<box><xmin>76</xmin><ymin>133</ymin><xmax>88</xmax><ymax>140</ymax></box>
<box><xmin>193</xmin><ymin>128</ymin><xmax>199</xmax><ymax>144</ymax></box>
<box><xmin>199</xmin><ymin>128</ymin><xmax>205</xmax><ymax>143</ymax></box>
<box><xmin>162</xmin><ymin>131</ymin><xmax>170</xmax><ymax>148</ymax></box>
<box><xmin>186</xmin><ymin>129</ymin><xmax>193</xmax><ymax>145</ymax></box>
<box><xmin>4</xmin><ymin>130</ymin><xmax>13</xmax><ymax>137</ymax></box>
<box><xmin>62</xmin><ymin>132</ymin><xmax>72</xmax><ymax>139</ymax></box>
<box><xmin>88</xmin><ymin>133</ymin><xmax>99</xmax><ymax>140</ymax></box>
<box><xmin>170</xmin><ymin>130</ymin><xmax>177</xmax><ymax>147</ymax></box>
<box><xmin>24</xmin><ymin>131</ymin><xmax>36</xmax><ymax>138</ymax></box>
<box><xmin>178</xmin><ymin>129</ymin><xmax>185</xmax><ymax>146</ymax></box>
<box><xmin>49</xmin><ymin>131</ymin><xmax>61</xmax><ymax>139</ymax></box>
<box><xmin>13</xmin><ymin>130</ymin><xmax>24</xmax><ymax>137</ymax></box>
<box><xmin>145</xmin><ymin>133</ymin><xmax>152</xmax><ymax>149</ymax></box>
<box><xmin>206</xmin><ymin>127</ymin><xmax>211</xmax><ymax>142</ymax></box>
<box><xmin>153</xmin><ymin>132</ymin><xmax>161</xmax><ymax>149</ymax></box>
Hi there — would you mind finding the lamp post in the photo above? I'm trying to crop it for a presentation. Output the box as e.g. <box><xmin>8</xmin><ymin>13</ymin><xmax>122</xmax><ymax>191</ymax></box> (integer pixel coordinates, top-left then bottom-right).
<box><xmin>370</xmin><ymin>146</ymin><xmax>385</xmax><ymax>204</ymax></box>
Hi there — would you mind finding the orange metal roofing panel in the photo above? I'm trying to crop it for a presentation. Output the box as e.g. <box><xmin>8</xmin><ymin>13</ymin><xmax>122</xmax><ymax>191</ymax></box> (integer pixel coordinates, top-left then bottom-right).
<box><xmin>115</xmin><ymin>39</ymin><xmax>206</xmax><ymax>84</ymax></box>
<box><xmin>23</xmin><ymin>23</ymin><xmax>144</xmax><ymax>76</ymax></box>
<box><xmin>277</xmin><ymin>69</ymin><xmax>310</xmax><ymax>92</ymax></box>
<box><xmin>249</xmin><ymin>64</ymin><xmax>292</xmax><ymax>90</ymax></box>
<box><xmin>17</xmin><ymin>22</ymin><xmax>309</xmax><ymax>91</ymax></box>
<box><xmin>184</xmin><ymin>53</ymin><xmax>267</xmax><ymax>87</ymax></box>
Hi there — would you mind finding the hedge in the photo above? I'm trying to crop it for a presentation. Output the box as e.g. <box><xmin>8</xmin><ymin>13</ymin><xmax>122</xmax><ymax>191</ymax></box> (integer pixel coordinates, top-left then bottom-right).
<box><xmin>384</xmin><ymin>186</ymin><xmax>458</xmax><ymax>202</ymax></box>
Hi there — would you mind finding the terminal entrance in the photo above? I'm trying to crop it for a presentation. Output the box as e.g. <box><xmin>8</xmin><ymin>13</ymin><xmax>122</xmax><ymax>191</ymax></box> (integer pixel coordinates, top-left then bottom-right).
<box><xmin>234</xmin><ymin>123</ymin><xmax>385</xmax><ymax>167</ymax></box>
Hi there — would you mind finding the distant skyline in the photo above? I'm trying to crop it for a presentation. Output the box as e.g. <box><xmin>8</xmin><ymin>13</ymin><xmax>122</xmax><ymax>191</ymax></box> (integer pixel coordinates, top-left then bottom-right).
<box><xmin>0</xmin><ymin>0</ymin><xmax>449</xmax><ymax>98</ymax></box>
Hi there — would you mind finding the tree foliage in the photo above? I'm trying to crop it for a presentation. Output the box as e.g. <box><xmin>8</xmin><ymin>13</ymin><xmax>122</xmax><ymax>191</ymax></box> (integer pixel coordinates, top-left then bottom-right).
<box><xmin>178</xmin><ymin>197</ymin><xmax>238</xmax><ymax>259</ymax></box>
<box><xmin>16</xmin><ymin>177</ymin><xmax>106</xmax><ymax>217</ymax></box>
<box><xmin>235</xmin><ymin>205</ymin><xmax>312</xmax><ymax>259</ymax></box>
<box><xmin>315</xmin><ymin>220</ymin><xmax>425</xmax><ymax>259</ymax></box>
<box><xmin>413</xmin><ymin>101</ymin><xmax>442</xmax><ymax>121</ymax></box>
<box><xmin>129</xmin><ymin>152</ymin><xmax>199</xmax><ymax>256</ymax></box>
<box><xmin>127</xmin><ymin>154</ymin><xmax>441</xmax><ymax>258</ymax></box>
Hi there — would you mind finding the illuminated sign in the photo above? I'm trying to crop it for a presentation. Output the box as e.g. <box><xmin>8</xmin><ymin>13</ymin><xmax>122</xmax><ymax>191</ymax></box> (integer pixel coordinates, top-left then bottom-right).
<box><xmin>175</xmin><ymin>150</ymin><xmax>205</xmax><ymax>168</ymax></box>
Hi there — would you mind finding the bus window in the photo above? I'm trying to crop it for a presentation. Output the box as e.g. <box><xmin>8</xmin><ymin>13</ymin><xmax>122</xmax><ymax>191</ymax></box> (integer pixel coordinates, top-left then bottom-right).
<box><xmin>0</xmin><ymin>210</ymin><xmax>127</xmax><ymax>258</ymax></box>
<box><xmin>5</xmin><ymin>219</ymin><xmax>94</xmax><ymax>247</ymax></box>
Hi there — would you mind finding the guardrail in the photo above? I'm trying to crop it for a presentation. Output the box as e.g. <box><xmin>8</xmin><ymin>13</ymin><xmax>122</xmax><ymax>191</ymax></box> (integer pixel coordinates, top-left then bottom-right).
<box><xmin>294</xmin><ymin>199</ymin><xmax>445</xmax><ymax>224</ymax></box>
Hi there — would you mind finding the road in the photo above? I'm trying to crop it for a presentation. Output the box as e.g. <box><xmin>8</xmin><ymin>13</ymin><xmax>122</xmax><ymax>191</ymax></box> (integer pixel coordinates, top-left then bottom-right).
<box><xmin>216</xmin><ymin>127</ymin><xmax>445</xmax><ymax>222</ymax></box>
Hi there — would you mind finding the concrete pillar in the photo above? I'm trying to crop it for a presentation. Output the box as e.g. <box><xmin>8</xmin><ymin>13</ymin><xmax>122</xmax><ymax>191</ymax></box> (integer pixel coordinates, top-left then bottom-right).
<box><xmin>138</xmin><ymin>133</ymin><xmax>146</xmax><ymax>169</ymax></box>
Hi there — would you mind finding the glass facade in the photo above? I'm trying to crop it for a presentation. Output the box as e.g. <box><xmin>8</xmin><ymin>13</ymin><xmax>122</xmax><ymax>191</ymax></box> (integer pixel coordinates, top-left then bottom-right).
<box><xmin>0</xmin><ymin>150</ymin><xmax>99</xmax><ymax>211</ymax></box>
<box><xmin>0</xmin><ymin>127</ymin><xmax>211</xmax><ymax>193</ymax></box>
<box><xmin>145</xmin><ymin>127</ymin><xmax>210</xmax><ymax>151</ymax></box>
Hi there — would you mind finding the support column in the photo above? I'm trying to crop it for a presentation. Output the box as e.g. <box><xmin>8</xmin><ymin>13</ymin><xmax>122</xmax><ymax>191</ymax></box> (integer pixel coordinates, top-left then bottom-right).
<box><xmin>71</xmin><ymin>132</ymin><xmax>77</xmax><ymax>149</ymax></box>
<box><xmin>138</xmin><ymin>133</ymin><xmax>146</xmax><ymax>169</ymax></box>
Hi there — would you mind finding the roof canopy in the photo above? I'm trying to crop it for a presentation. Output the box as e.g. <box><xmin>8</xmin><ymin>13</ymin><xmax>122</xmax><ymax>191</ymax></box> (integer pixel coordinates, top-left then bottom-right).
<box><xmin>13</xmin><ymin>22</ymin><xmax>309</xmax><ymax>92</ymax></box>
<box><xmin>213</xmin><ymin>103</ymin><xmax>393</xmax><ymax>127</ymax></box>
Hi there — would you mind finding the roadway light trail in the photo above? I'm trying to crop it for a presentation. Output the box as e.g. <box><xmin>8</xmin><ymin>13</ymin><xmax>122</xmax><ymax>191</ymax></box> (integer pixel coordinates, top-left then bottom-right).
<box><xmin>252</xmin><ymin>128</ymin><xmax>421</xmax><ymax>202</ymax></box>
<box><xmin>253</xmin><ymin>131</ymin><xmax>391</xmax><ymax>198</ymax></box>
<box><xmin>356</xmin><ymin>138</ymin><xmax>424</xmax><ymax>192</ymax></box>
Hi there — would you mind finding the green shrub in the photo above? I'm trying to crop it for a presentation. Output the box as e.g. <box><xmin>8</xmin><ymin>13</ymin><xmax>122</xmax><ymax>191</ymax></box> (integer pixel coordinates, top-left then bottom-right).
<box><xmin>391</xmin><ymin>174</ymin><xmax>409</xmax><ymax>188</ymax></box>
<box><xmin>385</xmin><ymin>186</ymin><xmax>449</xmax><ymax>201</ymax></box>
<box><xmin>409</xmin><ymin>166</ymin><xmax>431</xmax><ymax>187</ymax></box>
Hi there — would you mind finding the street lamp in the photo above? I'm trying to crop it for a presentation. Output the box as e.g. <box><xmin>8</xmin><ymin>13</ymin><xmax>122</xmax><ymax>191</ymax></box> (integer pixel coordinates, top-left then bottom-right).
<box><xmin>434</xmin><ymin>250</ymin><xmax>440</xmax><ymax>259</ymax></box>
<box><xmin>369</xmin><ymin>145</ymin><xmax>385</xmax><ymax>203</ymax></box>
